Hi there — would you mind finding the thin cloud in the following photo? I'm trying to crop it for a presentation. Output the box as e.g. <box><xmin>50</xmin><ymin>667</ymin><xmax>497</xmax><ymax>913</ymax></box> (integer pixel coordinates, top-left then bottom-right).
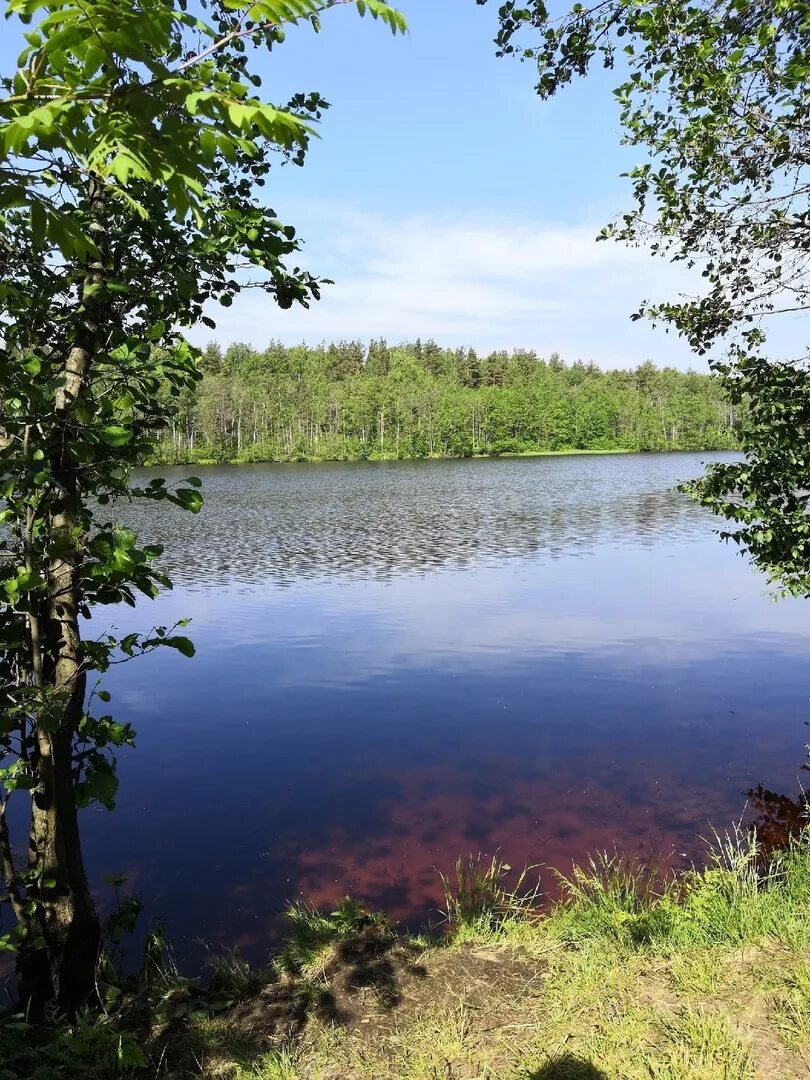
<box><xmin>191</xmin><ymin>201</ymin><xmax>707</xmax><ymax>368</ymax></box>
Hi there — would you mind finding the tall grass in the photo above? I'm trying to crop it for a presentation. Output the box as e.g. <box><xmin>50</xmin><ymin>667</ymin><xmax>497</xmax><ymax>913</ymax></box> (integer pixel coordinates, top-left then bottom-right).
<box><xmin>547</xmin><ymin>821</ymin><xmax>810</xmax><ymax>951</ymax></box>
<box><xmin>274</xmin><ymin>897</ymin><xmax>390</xmax><ymax>977</ymax></box>
<box><xmin>439</xmin><ymin>851</ymin><xmax>542</xmax><ymax>941</ymax></box>
<box><xmin>552</xmin><ymin>848</ymin><xmax>676</xmax><ymax>945</ymax></box>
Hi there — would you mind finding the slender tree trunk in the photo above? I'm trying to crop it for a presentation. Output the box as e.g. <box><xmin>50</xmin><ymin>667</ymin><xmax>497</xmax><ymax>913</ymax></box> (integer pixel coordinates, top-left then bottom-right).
<box><xmin>17</xmin><ymin>278</ymin><xmax>103</xmax><ymax>1013</ymax></box>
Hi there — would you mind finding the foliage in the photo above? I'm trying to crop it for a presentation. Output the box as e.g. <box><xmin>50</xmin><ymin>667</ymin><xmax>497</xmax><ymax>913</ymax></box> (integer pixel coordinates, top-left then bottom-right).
<box><xmin>549</xmin><ymin>821</ymin><xmax>810</xmax><ymax>950</ymax></box>
<box><xmin>0</xmin><ymin>0</ymin><xmax>405</xmax><ymax>1008</ymax></box>
<box><xmin>0</xmin><ymin>1013</ymin><xmax>147</xmax><ymax>1080</ymax></box>
<box><xmin>681</xmin><ymin>350</ymin><xmax>810</xmax><ymax>595</ymax></box>
<box><xmin>481</xmin><ymin>0</ymin><xmax>809</xmax><ymax>354</ymax></box>
<box><xmin>481</xmin><ymin>0</ymin><xmax>810</xmax><ymax>595</ymax></box>
<box><xmin>153</xmin><ymin>340</ymin><xmax>738</xmax><ymax>462</ymax></box>
<box><xmin>206</xmin><ymin>946</ymin><xmax>260</xmax><ymax>996</ymax></box>
<box><xmin>3</xmin><ymin>823</ymin><xmax>809</xmax><ymax>1078</ymax></box>
<box><xmin>439</xmin><ymin>851</ymin><xmax>540</xmax><ymax>937</ymax></box>
<box><xmin>551</xmin><ymin>849</ymin><xmax>676</xmax><ymax>946</ymax></box>
<box><xmin>274</xmin><ymin>895</ymin><xmax>390</xmax><ymax>976</ymax></box>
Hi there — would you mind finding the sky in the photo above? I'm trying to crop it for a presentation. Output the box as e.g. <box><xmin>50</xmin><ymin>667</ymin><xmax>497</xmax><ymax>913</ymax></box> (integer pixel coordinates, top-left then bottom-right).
<box><xmin>213</xmin><ymin>0</ymin><xmax>704</xmax><ymax>368</ymax></box>
<box><xmin>4</xmin><ymin>0</ymin><xmax>804</xmax><ymax>369</ymax></box>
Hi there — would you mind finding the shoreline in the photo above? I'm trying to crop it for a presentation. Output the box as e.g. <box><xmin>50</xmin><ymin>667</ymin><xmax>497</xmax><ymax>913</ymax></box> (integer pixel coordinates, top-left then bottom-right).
<box><xmin>145</xmin><ymin>445</ymin><xmax>736</xmax><ymax>468</ymax></box>
<box><xmin>9</xmin><ymin>823</ymin><xmax>809</xmax><ymax>1079</ymax></box>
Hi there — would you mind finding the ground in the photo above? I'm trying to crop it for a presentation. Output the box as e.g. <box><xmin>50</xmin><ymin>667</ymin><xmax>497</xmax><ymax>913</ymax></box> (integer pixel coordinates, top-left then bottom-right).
<box><xmin>181</xmin><ymin>931</ymin><xmax>810</xmax><ymax>1079</ymax></box>
<box><xmin>5</xmin><ymin>830</ymin><xmax>810</xmax><ymax>1080</ymax></box>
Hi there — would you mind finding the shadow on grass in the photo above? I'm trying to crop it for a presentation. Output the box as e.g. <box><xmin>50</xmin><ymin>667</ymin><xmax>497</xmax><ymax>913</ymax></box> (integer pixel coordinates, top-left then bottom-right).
<box><xmin>328</xmin><ymin>929</ymin><xmax>428</xmax><ymax>1011</ymax></box>
<box><xmin>527</xmin><ymin>1054</ymin><xmax>608</xmax><ymax>1079</ymax></box>
<box><xmin>184</xmin><ymin>926</ymin><xmax>429</xmax><ymax>1068</ymax></box>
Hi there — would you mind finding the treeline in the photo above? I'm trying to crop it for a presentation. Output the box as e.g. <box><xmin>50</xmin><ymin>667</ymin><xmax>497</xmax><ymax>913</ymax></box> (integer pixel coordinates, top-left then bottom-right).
<box><xmin>154</xmin><ymin>340</ymin><xmax>739</xmax><ymax>463</ymax></box>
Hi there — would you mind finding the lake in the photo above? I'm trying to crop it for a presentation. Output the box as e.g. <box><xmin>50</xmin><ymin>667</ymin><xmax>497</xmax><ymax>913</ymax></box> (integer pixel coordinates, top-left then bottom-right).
<box><xmin>86</xmin><ymin>452</ymin><xmax>810</xmax><ymax>965</ymax></box>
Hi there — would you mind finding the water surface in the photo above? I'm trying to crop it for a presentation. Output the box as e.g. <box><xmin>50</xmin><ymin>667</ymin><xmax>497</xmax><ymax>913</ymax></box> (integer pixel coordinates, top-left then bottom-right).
<box><xmin>86</xmin><ymin>453</ymin><xmax>810</xmax><ymax>962</ymax></box>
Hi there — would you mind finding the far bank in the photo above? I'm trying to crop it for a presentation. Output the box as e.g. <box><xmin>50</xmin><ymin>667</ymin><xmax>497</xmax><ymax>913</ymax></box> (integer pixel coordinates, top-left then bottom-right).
<box><xmin>153</xmin><ymin>341</ymin><xmax>739</xmax><ymax>465</ymax></box>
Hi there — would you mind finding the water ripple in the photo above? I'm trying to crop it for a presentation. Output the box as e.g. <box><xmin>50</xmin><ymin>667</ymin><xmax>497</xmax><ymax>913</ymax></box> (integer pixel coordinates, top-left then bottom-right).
<box><xmin>119</xmin><ymin>453</ymin><xmax>732</xmax><ymax>588</ymax></box>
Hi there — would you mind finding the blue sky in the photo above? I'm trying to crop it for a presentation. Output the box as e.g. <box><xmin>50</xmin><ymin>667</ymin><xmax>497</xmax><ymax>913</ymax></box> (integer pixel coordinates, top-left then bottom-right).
<box><xmin>223</xmin><ymin>0</ymin><xmax>699</xmax><ymax>368</ymax></box>
<box><xmin>7</xmin><ymin>0</ymin><xmax>803</xmax><ymax>368</ymax></box>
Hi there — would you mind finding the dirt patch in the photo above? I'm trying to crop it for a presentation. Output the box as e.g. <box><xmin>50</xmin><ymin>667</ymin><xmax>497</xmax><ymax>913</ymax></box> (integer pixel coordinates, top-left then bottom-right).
<box><xmin>323</xmin><ymin>937</ymin><xmax>543</xmax><ymax>1038</ymax></box>
<box><xmin>185</xmin><ymin>932</ymin><xmax>810</xmax><ymax>1078</ymax></box>
<box><xmin>221</xmin><ymin>982</ymin><xmax>313</xmax><ymax>1046</ymax></box>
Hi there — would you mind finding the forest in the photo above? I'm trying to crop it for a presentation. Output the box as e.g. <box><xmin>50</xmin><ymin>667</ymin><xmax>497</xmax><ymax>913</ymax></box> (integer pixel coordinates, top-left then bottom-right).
<box><xmin>154</xmin><ymin>339</ymin><xmax>738</xmax><ymax>463</ymax></box>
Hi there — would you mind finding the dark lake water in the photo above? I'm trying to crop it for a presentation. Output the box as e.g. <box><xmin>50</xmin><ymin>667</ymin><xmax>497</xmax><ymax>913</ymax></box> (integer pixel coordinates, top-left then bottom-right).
<box><xmin>83</xmin><ymin>452</ymin><xmax>810</xmax><ymax>965</ymax></box>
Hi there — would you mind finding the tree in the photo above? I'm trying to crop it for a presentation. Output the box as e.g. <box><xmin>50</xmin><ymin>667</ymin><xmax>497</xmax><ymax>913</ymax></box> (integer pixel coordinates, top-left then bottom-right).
<box><xmin>480</xmin><ymin>0</ymin><xmax>810</xmax><ymax>593</ymax></box>
<box><xmin>0</xmin><ymin>0</ymin><xmax>406</xmax><ymax>1011</ymax></box>
<box><xmin>199</xmin><ymin>342</ymin><xmax>225</xmax><ymax>375</ymax></box>
<box><xmin>154</xmin><ymin>338</ymin><xmax>733</xmax><ymax>459</ymax></box>
<box><xmin>366</xmin><ymin>338</ymin><xmax>391</xmax><ymax>376</ymax></box>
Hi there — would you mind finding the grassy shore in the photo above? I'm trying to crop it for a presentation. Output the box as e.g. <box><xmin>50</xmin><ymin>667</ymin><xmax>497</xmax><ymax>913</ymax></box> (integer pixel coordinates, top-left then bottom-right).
<box><xmin>494</xmin><ymin>448</ymin><xmax>636</xmax><ymax>458</ymax></box>
<box><xmin>145</xmin><ymin>446</ymin><xmax>699</xmax><ymax>468</ymax></box>
<box><xmin>4</xmin><ymin>825</ymin><xmax>810</xmax><ymax>1079</ymax></box>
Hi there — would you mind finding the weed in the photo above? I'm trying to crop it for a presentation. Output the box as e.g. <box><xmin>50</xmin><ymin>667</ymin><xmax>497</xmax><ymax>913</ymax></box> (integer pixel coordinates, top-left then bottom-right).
<box><xmin>647</xmin><ymin>1007</ymin><xmax>753</xmax><ymax>1078</ymax></box>
<box><xmin>440</xmin><ymin>851</ymin><xmax>541</xmax><ymax>939</ymax></box>
<box><xmin>230</xmin><ymin>1046</ymin><xmax>300</xmax><ymax>1079</ymax></box>
<box><xmin>551</xmin><ymin>849</ymin><xmax>677</xmax><ymax>945</ymax></box>
<box><xmin>0</xmin><ymin>1012</ymin><xmax>146</xmax><ymax>1080</ymax></box>
<box><xmin>667</xmin><ymin>949</ymin><xmax>726</xmax><ymax>996</ymax></box>
<box><xmin>771</xmin><ymin>959</ymin><xmax>810</xmax><ymax>1047</ymax></box>
<box><xmin>386</xmin><ymin>1003</ymin><xmax>475</xmax><ymax>1079</ymax></box>
<box><xmin>274</xmin><ymin>896</ymin><xmax>389</xmax><ymax>977</ymax></box>
<box><xmin>5</xmin><ymin>826</ymin><xmax>810</xmax><ymax>1079</ymax></box>
<box><xmin>207</xmin><ymin>947</ymin><xmax>261</xmax><ymax>996</ymax></box>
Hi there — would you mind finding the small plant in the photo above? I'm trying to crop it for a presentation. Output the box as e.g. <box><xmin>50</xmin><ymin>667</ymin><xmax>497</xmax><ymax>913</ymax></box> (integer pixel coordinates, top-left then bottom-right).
<box><xmin>553</xmin><ymin>849</ymin><xmax>677</xmax><ymax>944</ymax></box>
<box><xmin>207</xmin><ymin>946</ymin><xmax>259</xmax><ymax>996</ymax></box>
<box><xmin>703</xmin><ymin>819</ymin><xmax>780</xmax><ymax>892</ymax></box>
<box><xmin>558</xmin><ymin>849</ymin><xmax>667</xmax><ymax>912</ymax></box>
<box><xmin>385</xmin><ymin>1004</ymin><xmax>474</xmax><ymax>1080</ymax></box>
<box><xmin>274</xmin><ymin>897</ymin><xmax>389</xmax><ymax>977</ymax></box>
<box><xmin>330</xmin><ymin>895</ymin><xmax>387</xmax><ymax>936</ymax></box>
<box><xmin>439</xmin><ymin>851</ymin><xmax>541</xmax><ymax>936</ymax></box>
<box><xmin>667</xmin><ymin>950</ymin><xmax>725</xmax><ymax>996</ymax></box>
<box><xmin>771</xmin><ymin>961</ymin><xmax>810</xmax><ymax>1047</ymax></box>
<box><xmin>233</xmin><ymin>1046</ymin><xmax>301</xmax><ymax>1079</ymax></box>
<box><xmin>93</xmin><ymin>874</ymin><xmax>145</xmax><ymax>1008</ymax></box>
<box><xmin>650</xmin><ymin>1007</ymin><xmax>753</xmax><ymax>1079</ymax></box>
<box><xmin>0</xmin><ymin>1011</ymin><xmax>146</xmax><ymax>1080</ymax></box>
<box><xmin>674</xmin><ymin>821</ymin><xmax>789</xmax><ymax>946</ymax></box>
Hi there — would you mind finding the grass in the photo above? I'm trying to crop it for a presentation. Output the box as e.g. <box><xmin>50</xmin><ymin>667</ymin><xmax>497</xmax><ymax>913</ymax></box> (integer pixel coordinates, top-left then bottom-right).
<box><xmin>495</xmin><ymin>448</ymin><xmax>635</xmax><ymax>458</ymax></box>
<box><xmin>438</xmin><ymin>850</ymin><xmax>542</xmax><ymax>942</ymax></box>
<box><xmin>148</xmin><ymin>447</ymin><xmax>647</xmax><ymax>468</ymax></box>
<box><xmin>771</xmin><ymin>959</ymin><xmax>810</xmax><ymax>1048</ymax></box>
<box><xmin>651</xmin><ymin>1007</ymin><xmax>754</xmax><ymax>1079</ymax></box>
<box><xmin>206</xmin><ymin>948</ymin><xmax>260</xmax><ymax>995</ymax></box>
<box><xmin>4</xmin><ymin>823</ymin><xmax>810</xmax><ymax>1079</ymax></box>
<box><xmin>273</xmin><ymin>896</ymin><xmax>392</xmax><ymax>978</ymax></box>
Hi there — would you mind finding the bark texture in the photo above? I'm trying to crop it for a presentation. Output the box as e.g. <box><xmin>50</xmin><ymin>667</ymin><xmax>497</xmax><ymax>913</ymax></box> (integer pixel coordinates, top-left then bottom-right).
<box><xmin>17</xmin><ymin>280</ymin><xmax>104</xmax><ymax>1013</ymax></box>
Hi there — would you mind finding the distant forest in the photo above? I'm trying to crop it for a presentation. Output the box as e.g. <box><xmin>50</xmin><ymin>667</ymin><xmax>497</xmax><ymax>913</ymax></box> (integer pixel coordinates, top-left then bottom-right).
<box><xmin>154</xmin><ymin>340</ymin><xmax>739</xmax><ymax>463</ymax></box>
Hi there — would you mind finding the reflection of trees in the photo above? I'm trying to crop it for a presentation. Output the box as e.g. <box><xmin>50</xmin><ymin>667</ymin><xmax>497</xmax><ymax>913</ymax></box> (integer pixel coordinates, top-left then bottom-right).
<box><xmin>747</xmin><ymin>782</ymin><xmax>809</xmax><ymax>855</ymax></box>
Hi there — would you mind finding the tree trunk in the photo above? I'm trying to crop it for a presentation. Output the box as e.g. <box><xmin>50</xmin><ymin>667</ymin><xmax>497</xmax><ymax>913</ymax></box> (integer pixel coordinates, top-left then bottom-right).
<box><xmin>21</xmin><ymin>727</ymin><xmax>100</xmax><ymax>1013</ymax></box>
<box><xmin>17</xmin><ymin>287</ymin><xmax>103</xmax><ymax>1013</ymax></box>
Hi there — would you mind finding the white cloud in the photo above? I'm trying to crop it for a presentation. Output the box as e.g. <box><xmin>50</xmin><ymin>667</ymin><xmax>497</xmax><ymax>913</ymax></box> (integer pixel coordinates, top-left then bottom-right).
<box><xmin>189</xmin><ymin>201</ymin><xmax>711</xmax><ymax>369</ymax></box>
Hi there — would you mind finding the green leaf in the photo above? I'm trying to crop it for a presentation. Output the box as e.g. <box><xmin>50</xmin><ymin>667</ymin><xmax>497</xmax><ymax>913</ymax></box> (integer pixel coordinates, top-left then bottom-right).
<box><xmin>113</xmin><ymin>526</ymin><xmax>137</xmax><ymax>550</ymax></box>
<box><xmin>173</xmin><ymin>488</ymin><xmax>203</xmax><ymax>513</ymax></box>
<box><xmin>99</xmin><ymin>425</ymin><xmax>132</xmax><ymax>447</ymax></box>
<box><xmin>164</xmin><ymin>635</ymin><xmax>195</xmax><ymax>658</ymax></box>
